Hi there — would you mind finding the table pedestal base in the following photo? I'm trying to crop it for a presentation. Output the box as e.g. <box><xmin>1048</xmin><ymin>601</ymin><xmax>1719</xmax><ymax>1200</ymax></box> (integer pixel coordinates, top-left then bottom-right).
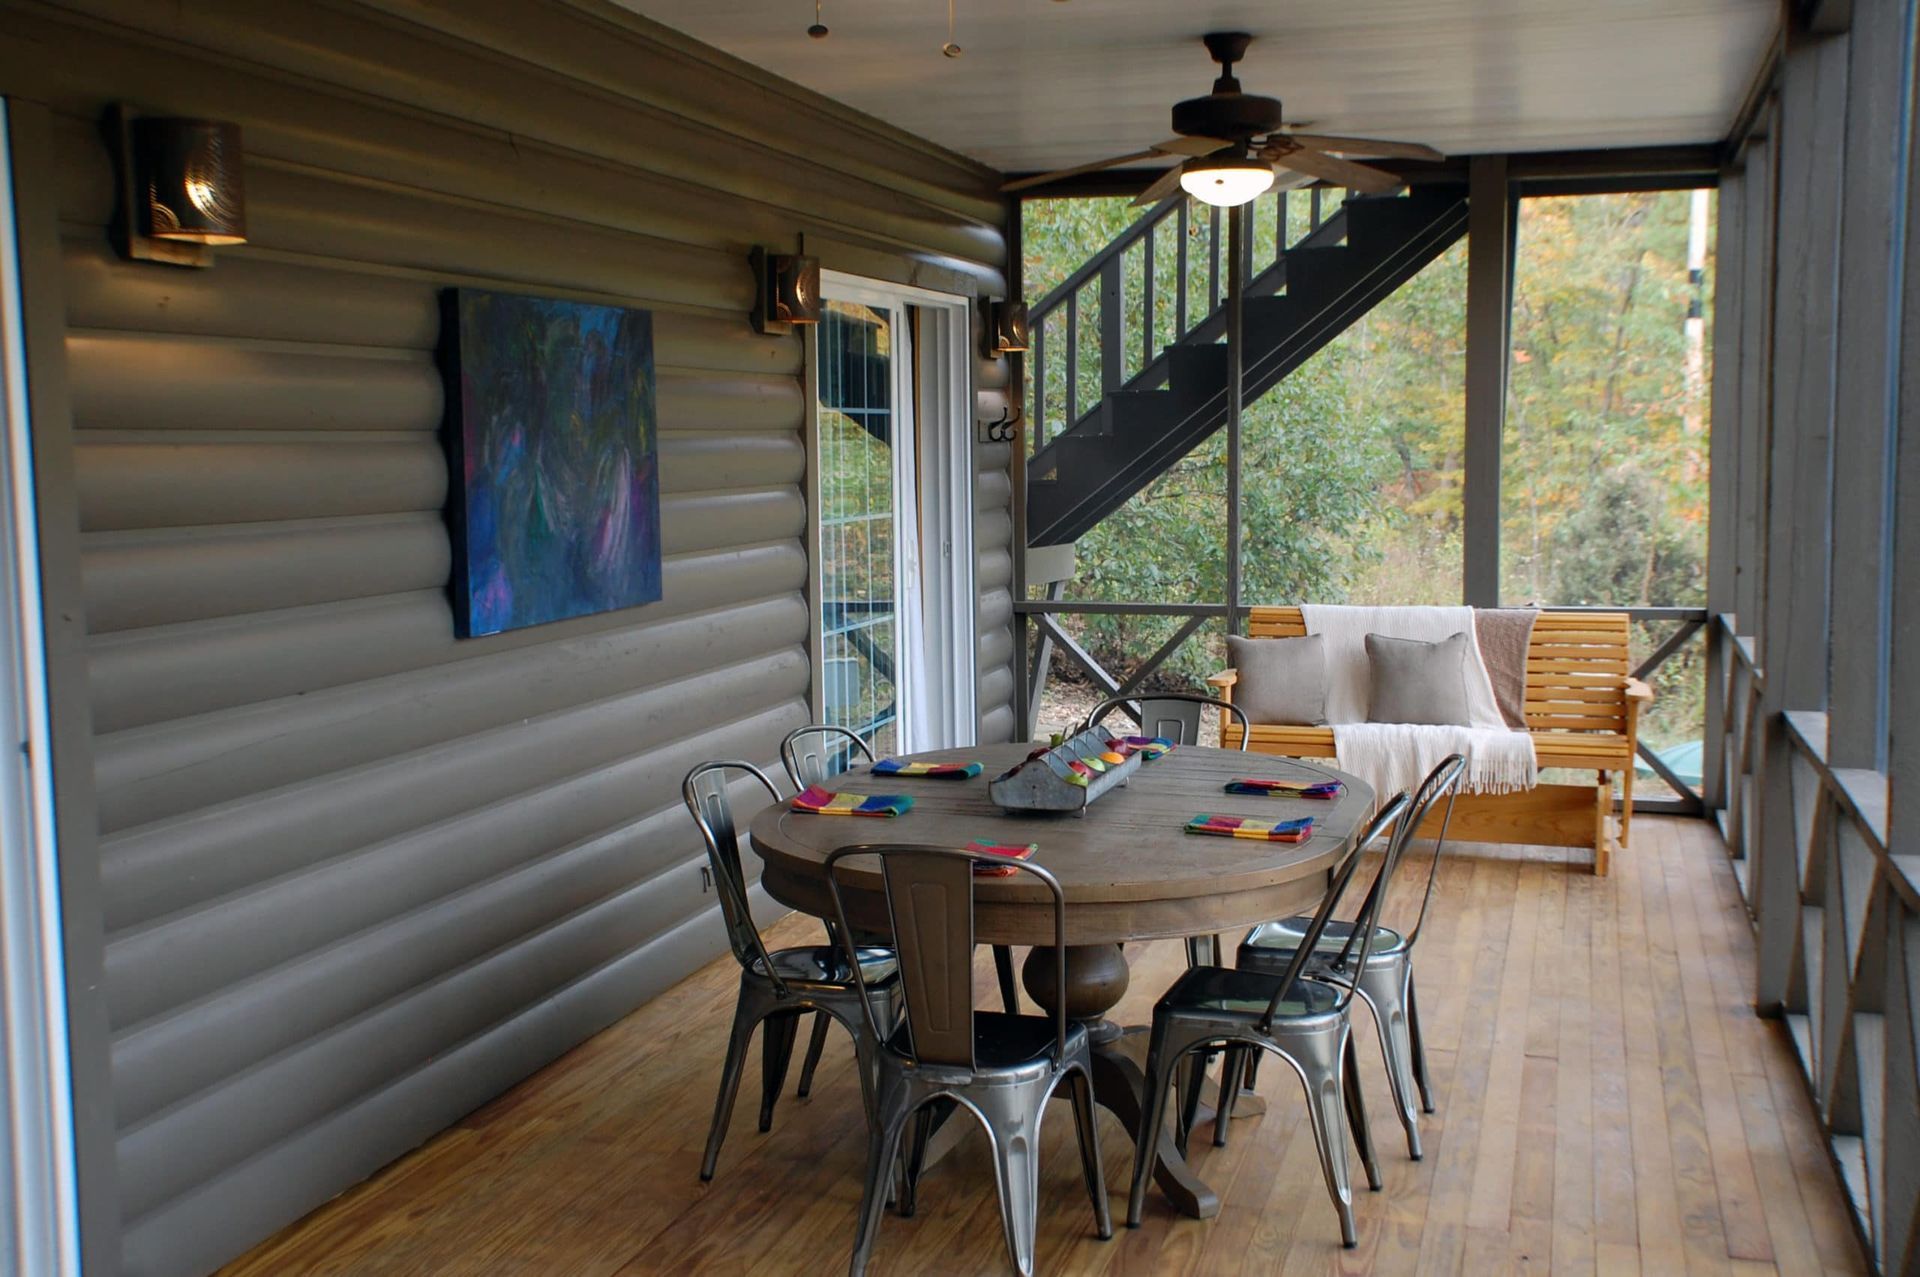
<box><xmin>1022</xmin><ymin>943</ymin><xmax>1227</xmax><ymax>1220</ymax></box>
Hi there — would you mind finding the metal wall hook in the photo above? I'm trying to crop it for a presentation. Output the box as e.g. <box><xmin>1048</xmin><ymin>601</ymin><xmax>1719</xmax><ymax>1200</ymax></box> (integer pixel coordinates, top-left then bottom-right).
<box><xmin>980</xmin><ymin>402</ymin><xmax>1022</xmax><ymax>444</ymax></box>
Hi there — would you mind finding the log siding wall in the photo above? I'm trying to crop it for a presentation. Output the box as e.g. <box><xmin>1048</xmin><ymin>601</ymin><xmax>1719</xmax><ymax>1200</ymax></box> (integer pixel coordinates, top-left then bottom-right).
<box><xmin>0</xmin><ymin>2</ymin><xmax>1013</xmax><ymax>1272</ymax></box>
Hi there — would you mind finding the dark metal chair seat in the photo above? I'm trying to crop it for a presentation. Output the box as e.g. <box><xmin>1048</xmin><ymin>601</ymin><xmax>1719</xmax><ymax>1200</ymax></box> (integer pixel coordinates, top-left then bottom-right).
<box><xmin>1244</xmin><ymin>917</ymin><xmax>1410</xmax><ymax>958</ymax></box>
<box><xmin>1125</xmin><ymin>791</ymin><xmax>1415</xmax><ymax>1249</ymax></box>
<box><xmin>755</xmin><ymin>945</ymin><xmax>899</xmax><ymax>987</ymax></box>
<box><xmin>882</xmin><ymin>1012</ymin><xmax>1091</xmax><ymax>1074</ymax></box>
<box><xmin>1155</xmin><ymin>964</ymin><xmax>1344</xmax><ymax>1020</ymax></box>
<box><xmin>1233</xmin><ymin>754</ymin><xmax>1465</xmax><ymax>1162</ymax></box>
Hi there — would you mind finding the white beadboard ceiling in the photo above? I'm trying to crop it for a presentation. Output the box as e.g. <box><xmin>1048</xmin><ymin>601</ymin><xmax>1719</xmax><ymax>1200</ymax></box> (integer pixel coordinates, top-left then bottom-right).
<box><xmin>621</xmin><ymin>0</ymin><xmax>1778</xmax><ymax>174</ymax></box>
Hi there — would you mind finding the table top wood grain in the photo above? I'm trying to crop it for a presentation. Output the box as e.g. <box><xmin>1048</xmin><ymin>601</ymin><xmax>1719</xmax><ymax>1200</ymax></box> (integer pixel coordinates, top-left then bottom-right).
<box><xmin>750</xmin><ymin>743</ymin><xmax>1375</xmax><ymax>946</ymax></box>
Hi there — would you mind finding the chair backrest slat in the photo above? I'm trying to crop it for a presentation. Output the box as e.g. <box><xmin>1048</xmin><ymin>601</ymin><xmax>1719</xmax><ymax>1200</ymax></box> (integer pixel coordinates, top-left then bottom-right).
<box><xmin>881</xmin><ymin>854</ymin><xmax>978</xmax><ymax>1067</ymax></box>
<box><xmin>682</xmin><ymin>761</ymin><xmax>784</xmax><ymax>987</ymax></box>
<box><xmin>826</xmin><ymin>844</ymin><xmax>1070</xmax><ymax>1072</ymax></box>
<box><xmin>782</xmin><ymin>724</ymin><xmax>876</xmax><ymax>792</ymax></box>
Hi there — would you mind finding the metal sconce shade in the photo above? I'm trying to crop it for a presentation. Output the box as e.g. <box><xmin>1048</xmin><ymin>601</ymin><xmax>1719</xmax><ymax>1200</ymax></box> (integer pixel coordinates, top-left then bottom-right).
<box><xmin>986</xmin><ymin>300</ymin><xmax>1029</xmax><ymax>356</ymax></box>
<box><xmin>750</xmin><ymin>247</ymin><xmax>821</xmax><ymax>334</ymax></box>
<box><xmin>137</xmin><ymin>118</ymin><xmax>247</xmax><ymax>244</ymax></box>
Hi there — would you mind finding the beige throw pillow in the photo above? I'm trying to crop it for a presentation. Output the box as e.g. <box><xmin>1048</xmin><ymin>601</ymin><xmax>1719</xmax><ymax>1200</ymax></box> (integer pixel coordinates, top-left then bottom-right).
<box><xmin>1365</xmin><ymin>631</ymin><xmax>1473</xmax><ymax>726</ymax></box>
<box><xmin>1225</xmin><ymin>634</ymin><xmax>1328</xmax><ymax>726</ymax></box>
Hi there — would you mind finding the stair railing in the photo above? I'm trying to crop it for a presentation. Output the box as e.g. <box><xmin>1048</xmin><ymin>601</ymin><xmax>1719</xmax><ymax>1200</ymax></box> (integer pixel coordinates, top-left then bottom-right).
<box><xmin>1026</xmin><ymin>184</ymin><xmax>1351</xmax><ymax>456</ymax></box>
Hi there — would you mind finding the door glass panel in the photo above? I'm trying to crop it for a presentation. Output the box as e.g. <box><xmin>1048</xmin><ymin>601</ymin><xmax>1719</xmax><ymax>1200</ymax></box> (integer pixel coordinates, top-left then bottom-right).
<box><xmin>818</xmin><ymin>300</ymin><xmax>901</xmax><ymax>755</ymax></box>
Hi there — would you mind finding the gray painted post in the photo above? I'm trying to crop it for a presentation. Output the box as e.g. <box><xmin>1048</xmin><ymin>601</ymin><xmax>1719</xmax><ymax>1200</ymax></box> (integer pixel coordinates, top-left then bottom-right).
<box><xmin>1755</xmin><ymin>32</ymin><xmax>1849</xmax><ymax>1012</ymax></box>
<box><xmin>1827</xmin><ymin>0</ymin><xmax>1907</xmax><ymax>771</ymax></box>
<box><xmin>1704</xmin><ymin>165</ymin><xmax>1746</xmax><ymax>812</ymax></box>
<box><xmin>1463</xmin><ymin>156</ymin><xmax>1511</xmax><ymax>606</ymax></box>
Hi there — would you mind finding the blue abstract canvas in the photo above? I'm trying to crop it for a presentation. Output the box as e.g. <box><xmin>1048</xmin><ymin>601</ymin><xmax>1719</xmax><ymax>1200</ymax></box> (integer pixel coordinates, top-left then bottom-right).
<box><xmin>443</xmin><ymin>289</ymin><xmax>661</xmax><ymax>637</ymax></box>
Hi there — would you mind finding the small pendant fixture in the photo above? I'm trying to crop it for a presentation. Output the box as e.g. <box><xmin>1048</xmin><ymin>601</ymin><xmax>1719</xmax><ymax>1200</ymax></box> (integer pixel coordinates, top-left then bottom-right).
<box><xmin>807</xmin><ymin>0</ymin><xmax>827</xmax><ymax>39</ymax></box>
<box><xmin>941</xmin><ymin>0</ymin><xmax>962</xmax><ymax>57</ymax></box>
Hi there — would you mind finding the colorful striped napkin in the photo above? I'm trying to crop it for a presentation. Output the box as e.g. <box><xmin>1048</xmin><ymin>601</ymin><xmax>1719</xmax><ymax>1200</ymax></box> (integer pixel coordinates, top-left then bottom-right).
<box><xmin>967</xmin><ymin>840</ymin><xmax>1037</xmax><ymax>877</ymax></box>
<box><xmin>791</xmin><ymin>785</ymin><xmax>913</xmax><ymax>817</ymax></box>
<box><xmin>1108</xmin><ymin>736</ymin><xmax>1174</xmax><ymax>760</ymax></box>
<box><xmin>1185</xmin><ymin>813</ymin><xmax>1315</xmax><ymax>843</ymax></box>
<box><xmin>1223</xmin><ymin>777</ymin><xmax>1345</xmax><ymax>800</ymax></box>
<box><xmin>871</xmin><ymin>758</ymin><xmax>984</xmax><ymax>779</ymax></box>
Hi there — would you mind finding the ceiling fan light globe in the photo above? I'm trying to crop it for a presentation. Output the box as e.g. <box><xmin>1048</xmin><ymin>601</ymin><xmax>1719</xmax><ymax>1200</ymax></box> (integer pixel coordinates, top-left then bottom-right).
<box><xmin>1179</xmin><ymin>156</ymin><xmax>1273</xmax><ymax>208</ymax></box>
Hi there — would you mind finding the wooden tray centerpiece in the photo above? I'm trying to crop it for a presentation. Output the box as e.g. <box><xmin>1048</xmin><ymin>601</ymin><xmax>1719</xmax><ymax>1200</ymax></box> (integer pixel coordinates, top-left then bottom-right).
<box><xmin>988</xmin><ymin>726</ymin><xmax>1163</xmax><ymax>815</ymax></box>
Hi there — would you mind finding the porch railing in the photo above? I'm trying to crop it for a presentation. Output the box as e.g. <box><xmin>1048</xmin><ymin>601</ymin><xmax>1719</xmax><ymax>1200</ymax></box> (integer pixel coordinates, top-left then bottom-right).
<box><xmin>1714</xmin><ymin>610</ymin><xmax>1916</xmax><ymax>1265</ymax></box>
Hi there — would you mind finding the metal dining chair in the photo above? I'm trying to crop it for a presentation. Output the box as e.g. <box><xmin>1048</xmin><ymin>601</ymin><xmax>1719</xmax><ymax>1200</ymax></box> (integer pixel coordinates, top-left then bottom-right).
<box><xmin>825</xmin><ymin>843</ymin><xmax>1111</xmax><ymax>1277</ymax></box>
<box><xmin>1125</xmin><ymin>791</ymin><xmax>1414</xmax><ymax>1247</ymax></box>
<box><xmin>682</xmin><ymin>760</ymin><xmax>902</xmax><ymax>1182</ymax></box>
<box><xmin>780</xmin><ymin>724</ymin><xmax>1021</xmax><ymax>1093</ymax></box>
<box><xmin>1083</xmin><ymin>691</ymin><xmax>1251</xmax><ymax>754</ymax></box>
<box><xmin>1231</xmin><ymin>753</ymin><xmax>1465</xmax><ymax>1159</ymax></box>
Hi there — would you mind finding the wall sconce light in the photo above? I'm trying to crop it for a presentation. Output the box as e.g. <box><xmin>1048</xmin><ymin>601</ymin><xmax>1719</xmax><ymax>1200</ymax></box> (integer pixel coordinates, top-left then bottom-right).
<box><xmin>750</xmin><ymin>247</ymin><xmax>821</xmax><ymax>334</ymax></box>
<box><xmin>983</xmin><ymin>299</ymin><xmax>1029</xmax><ymax>358</ymax></box>
<box><xmin>106</xmin><ymin>104</ymin><xmax>248</xmax><ymax>269</ymax></box>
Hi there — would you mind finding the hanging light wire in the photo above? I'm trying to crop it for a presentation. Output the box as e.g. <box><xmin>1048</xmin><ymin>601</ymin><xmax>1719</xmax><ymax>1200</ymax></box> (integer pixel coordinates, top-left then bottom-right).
<box><xmin>807</xmin><ymin>0</ymin><xmax>827</xmax><ymax>38</ymax></box>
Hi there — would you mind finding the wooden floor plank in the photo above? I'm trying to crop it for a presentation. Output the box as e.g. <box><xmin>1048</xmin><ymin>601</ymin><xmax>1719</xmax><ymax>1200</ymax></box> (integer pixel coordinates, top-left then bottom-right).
<box><xmin>218</xmin><ymin>820</ymin><xmax>1869</xmax><ymax>1277</ymax></box>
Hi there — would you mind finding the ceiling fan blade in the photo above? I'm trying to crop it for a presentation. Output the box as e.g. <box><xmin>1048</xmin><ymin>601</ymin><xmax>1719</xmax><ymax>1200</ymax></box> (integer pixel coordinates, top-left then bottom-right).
<box><xmin>1150</xmin><ymin>135</ymin><xmax>1235</xmax><ymax>158</ymax></box>
<box><xmin>1266</xmin><ymin>144</ymin><xmax>1403</xmax><ymax>195</ymax></box>
<box><xmin>1285</xmin><ymin>133</ymin><xmax>1444</xmax><ymax>162</ymax></box>
<box><xmin>1002</xmin><ymin>149</ymin><xmax>1169</xmax><ymax>192</ymax></box>
<box><xmin>1130</xmin><ymin>163</ymin><xmax>1188</xmax><ymax>207</ymax></box>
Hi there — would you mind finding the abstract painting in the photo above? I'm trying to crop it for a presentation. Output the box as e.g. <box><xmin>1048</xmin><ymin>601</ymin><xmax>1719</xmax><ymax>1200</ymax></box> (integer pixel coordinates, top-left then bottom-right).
<box><xmin>441</xmin><ymin>288</ymin><xmax>662</xmax><ymax>637</ymax></box>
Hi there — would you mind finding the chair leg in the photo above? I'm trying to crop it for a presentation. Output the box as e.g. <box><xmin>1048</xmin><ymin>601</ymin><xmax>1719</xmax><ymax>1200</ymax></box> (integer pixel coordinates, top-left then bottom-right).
<box><xmin>1365</xmin><ymin>968</ymin><xmax>1424</xmax><ymax>1159</ymax></box>
<box><xmin>1175</xmin><ymin>1048</ymin><xmax>1207</xmax><ymax>1158</ymax></box>
<box><xmin>1127</xmin><ymin>1027</ymin><xmax>1185</xmax><ymax>1229</ymax></box>
<box><xmin>986</xmin><ymin>1096</ymin><xmax>1044</xmax><ymax>1276</ymax></box>
<box><xmin>993</xmin><ymin>945</ymin><xmax>1020</xmax><ymax>1014</ymax></box>
<box><xmin>898</xmin><ymin>1104</ymin><xmax>937</xmax><ymax>1218</ymax></box>
<box><xmin>849</xmin><ymin>1097</ymin><xmax>910</xmax><ymax>1277</ymax></box>
<box><xmin>1407</xmin><ymin>978</ymin><xmax>1434</xmax><ymax>1115</ymax></box>
<box><xmin>797</xmin><ymin>1011</ymin><xmax>833</xmax><ymax>1099</ymax></box>
<box><xmin>700</xmin><ymin>997</ymin><xmax>759</xmax><ymax>1181</ymax></box>
<box><xmin>1067</xmin><ymin>1067</ymin><xmax>1113</xmax><ymax>1239</ymax></box>
<box><xmin>1212</xmin><ymin>1045</ymin><xmax>1245</xmax><ymax>1148</ymax></box>
<box><xmin>1298</xmin><ymin>1036</ymin><xmax>1357</xmax><ymax>1248</ymax></box>
<box><xmin>1343</xmin><ymin>1034</ymin><xmax>1383</xmax><ymax>1192</ymax></box>
<box><xmin>758</xmin><ymin>1010</ymin><xmax>802</xmax><ymax>1133</ymax></box>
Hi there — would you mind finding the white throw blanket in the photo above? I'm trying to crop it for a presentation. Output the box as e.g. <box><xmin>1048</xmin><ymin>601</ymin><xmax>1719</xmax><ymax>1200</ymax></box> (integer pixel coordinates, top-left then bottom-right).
<box><xmin>1301</xmin><ymin>604</ymin><xmax>1537</xmax><ymax>800</ymax></box>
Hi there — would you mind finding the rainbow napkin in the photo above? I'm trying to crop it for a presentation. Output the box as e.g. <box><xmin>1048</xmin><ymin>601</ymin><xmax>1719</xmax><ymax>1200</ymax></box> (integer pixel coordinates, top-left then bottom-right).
<box><xmin>1185</xmin><ymin>813</ymin><xmax>1315</xmax><ymax>843</ymax></box>
<box><xmin>1108</xmin><ymin>736</ymin><xmax>1174</xmax><ymax>761</ymax></box>
<box><xmin>1223</xmin><ymin>778</ymin><xmax>1345</xmax><ymax>800</ymax></box>
<box><xmin>968</xmin><ymin>840</ymin><xmax>1037</xmax><ymax>877</ymax></box>
<box><xmin>871</xmin><ymin>758</ymin><xmax>984</xmax><ymax>780</ymax></box>
<box><xmin>791</xmin><ymin>785</ymin><xmax>914</xmax><ymax>818</ymax></box>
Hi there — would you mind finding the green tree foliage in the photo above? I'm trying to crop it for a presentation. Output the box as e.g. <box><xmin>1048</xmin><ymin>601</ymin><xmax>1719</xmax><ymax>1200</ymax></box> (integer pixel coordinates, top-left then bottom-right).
<box><xmin>1021</xmin><ymin>188</ymin><xmax>1711</xmax><ymax>759</ymax></box>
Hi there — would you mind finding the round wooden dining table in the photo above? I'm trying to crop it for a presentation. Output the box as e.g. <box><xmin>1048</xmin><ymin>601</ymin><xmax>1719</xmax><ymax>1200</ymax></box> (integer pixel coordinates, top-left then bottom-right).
<box><xmin>749</xmin><ymin>740</ymin><xmax>1375</xmax><ymax>1220</ymax></box>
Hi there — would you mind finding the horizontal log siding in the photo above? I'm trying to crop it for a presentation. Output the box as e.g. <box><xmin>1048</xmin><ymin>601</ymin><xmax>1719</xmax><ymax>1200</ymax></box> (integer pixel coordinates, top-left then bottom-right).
<box><xmin>0</xmin><ymin>1</ymin><xmax>1010</xmax><ymax>1272</ymax></box>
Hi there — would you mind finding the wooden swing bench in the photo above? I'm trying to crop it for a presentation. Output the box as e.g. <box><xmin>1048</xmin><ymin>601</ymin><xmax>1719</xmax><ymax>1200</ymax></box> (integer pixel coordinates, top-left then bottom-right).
<box><xmin>1207</xmin><ymin>607</ymin><xmax>1651</xmax><ymax>875</ymax></box>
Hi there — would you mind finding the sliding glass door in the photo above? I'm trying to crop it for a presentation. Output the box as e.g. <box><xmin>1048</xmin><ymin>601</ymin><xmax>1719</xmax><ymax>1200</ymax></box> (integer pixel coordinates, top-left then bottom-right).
<box><xmin>813</xmin><ymin>276</ymin><xmax>975</xmax><ymax>756</ymax></box>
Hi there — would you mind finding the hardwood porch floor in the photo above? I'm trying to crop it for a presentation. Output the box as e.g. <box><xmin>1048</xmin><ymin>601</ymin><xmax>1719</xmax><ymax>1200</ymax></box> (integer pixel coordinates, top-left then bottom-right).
<box><xmin>223</xmin><ymin>817</ymin><xmax>1864</xmax><ymax>1276</ymax></box>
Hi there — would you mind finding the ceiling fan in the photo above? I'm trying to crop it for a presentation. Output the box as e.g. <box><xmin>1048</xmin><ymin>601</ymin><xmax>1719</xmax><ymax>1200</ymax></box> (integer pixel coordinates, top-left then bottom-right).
<box><xmin>1002</xmin><ymin>32</ymin><xmax>1443</xmax><ymax>208</ymax></box>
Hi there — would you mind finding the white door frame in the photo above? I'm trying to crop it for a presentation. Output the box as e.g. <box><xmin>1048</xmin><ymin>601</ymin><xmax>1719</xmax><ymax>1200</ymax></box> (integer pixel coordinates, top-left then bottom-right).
<box><xmin>0</xmin><ymin>97</ymin><xmax>81</xmax><ymax>1277</ymax></box>
<box><xmin>811</xmin><ymin>271</ymin><xmax>977</xmax><ymax>752</ymax></box>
